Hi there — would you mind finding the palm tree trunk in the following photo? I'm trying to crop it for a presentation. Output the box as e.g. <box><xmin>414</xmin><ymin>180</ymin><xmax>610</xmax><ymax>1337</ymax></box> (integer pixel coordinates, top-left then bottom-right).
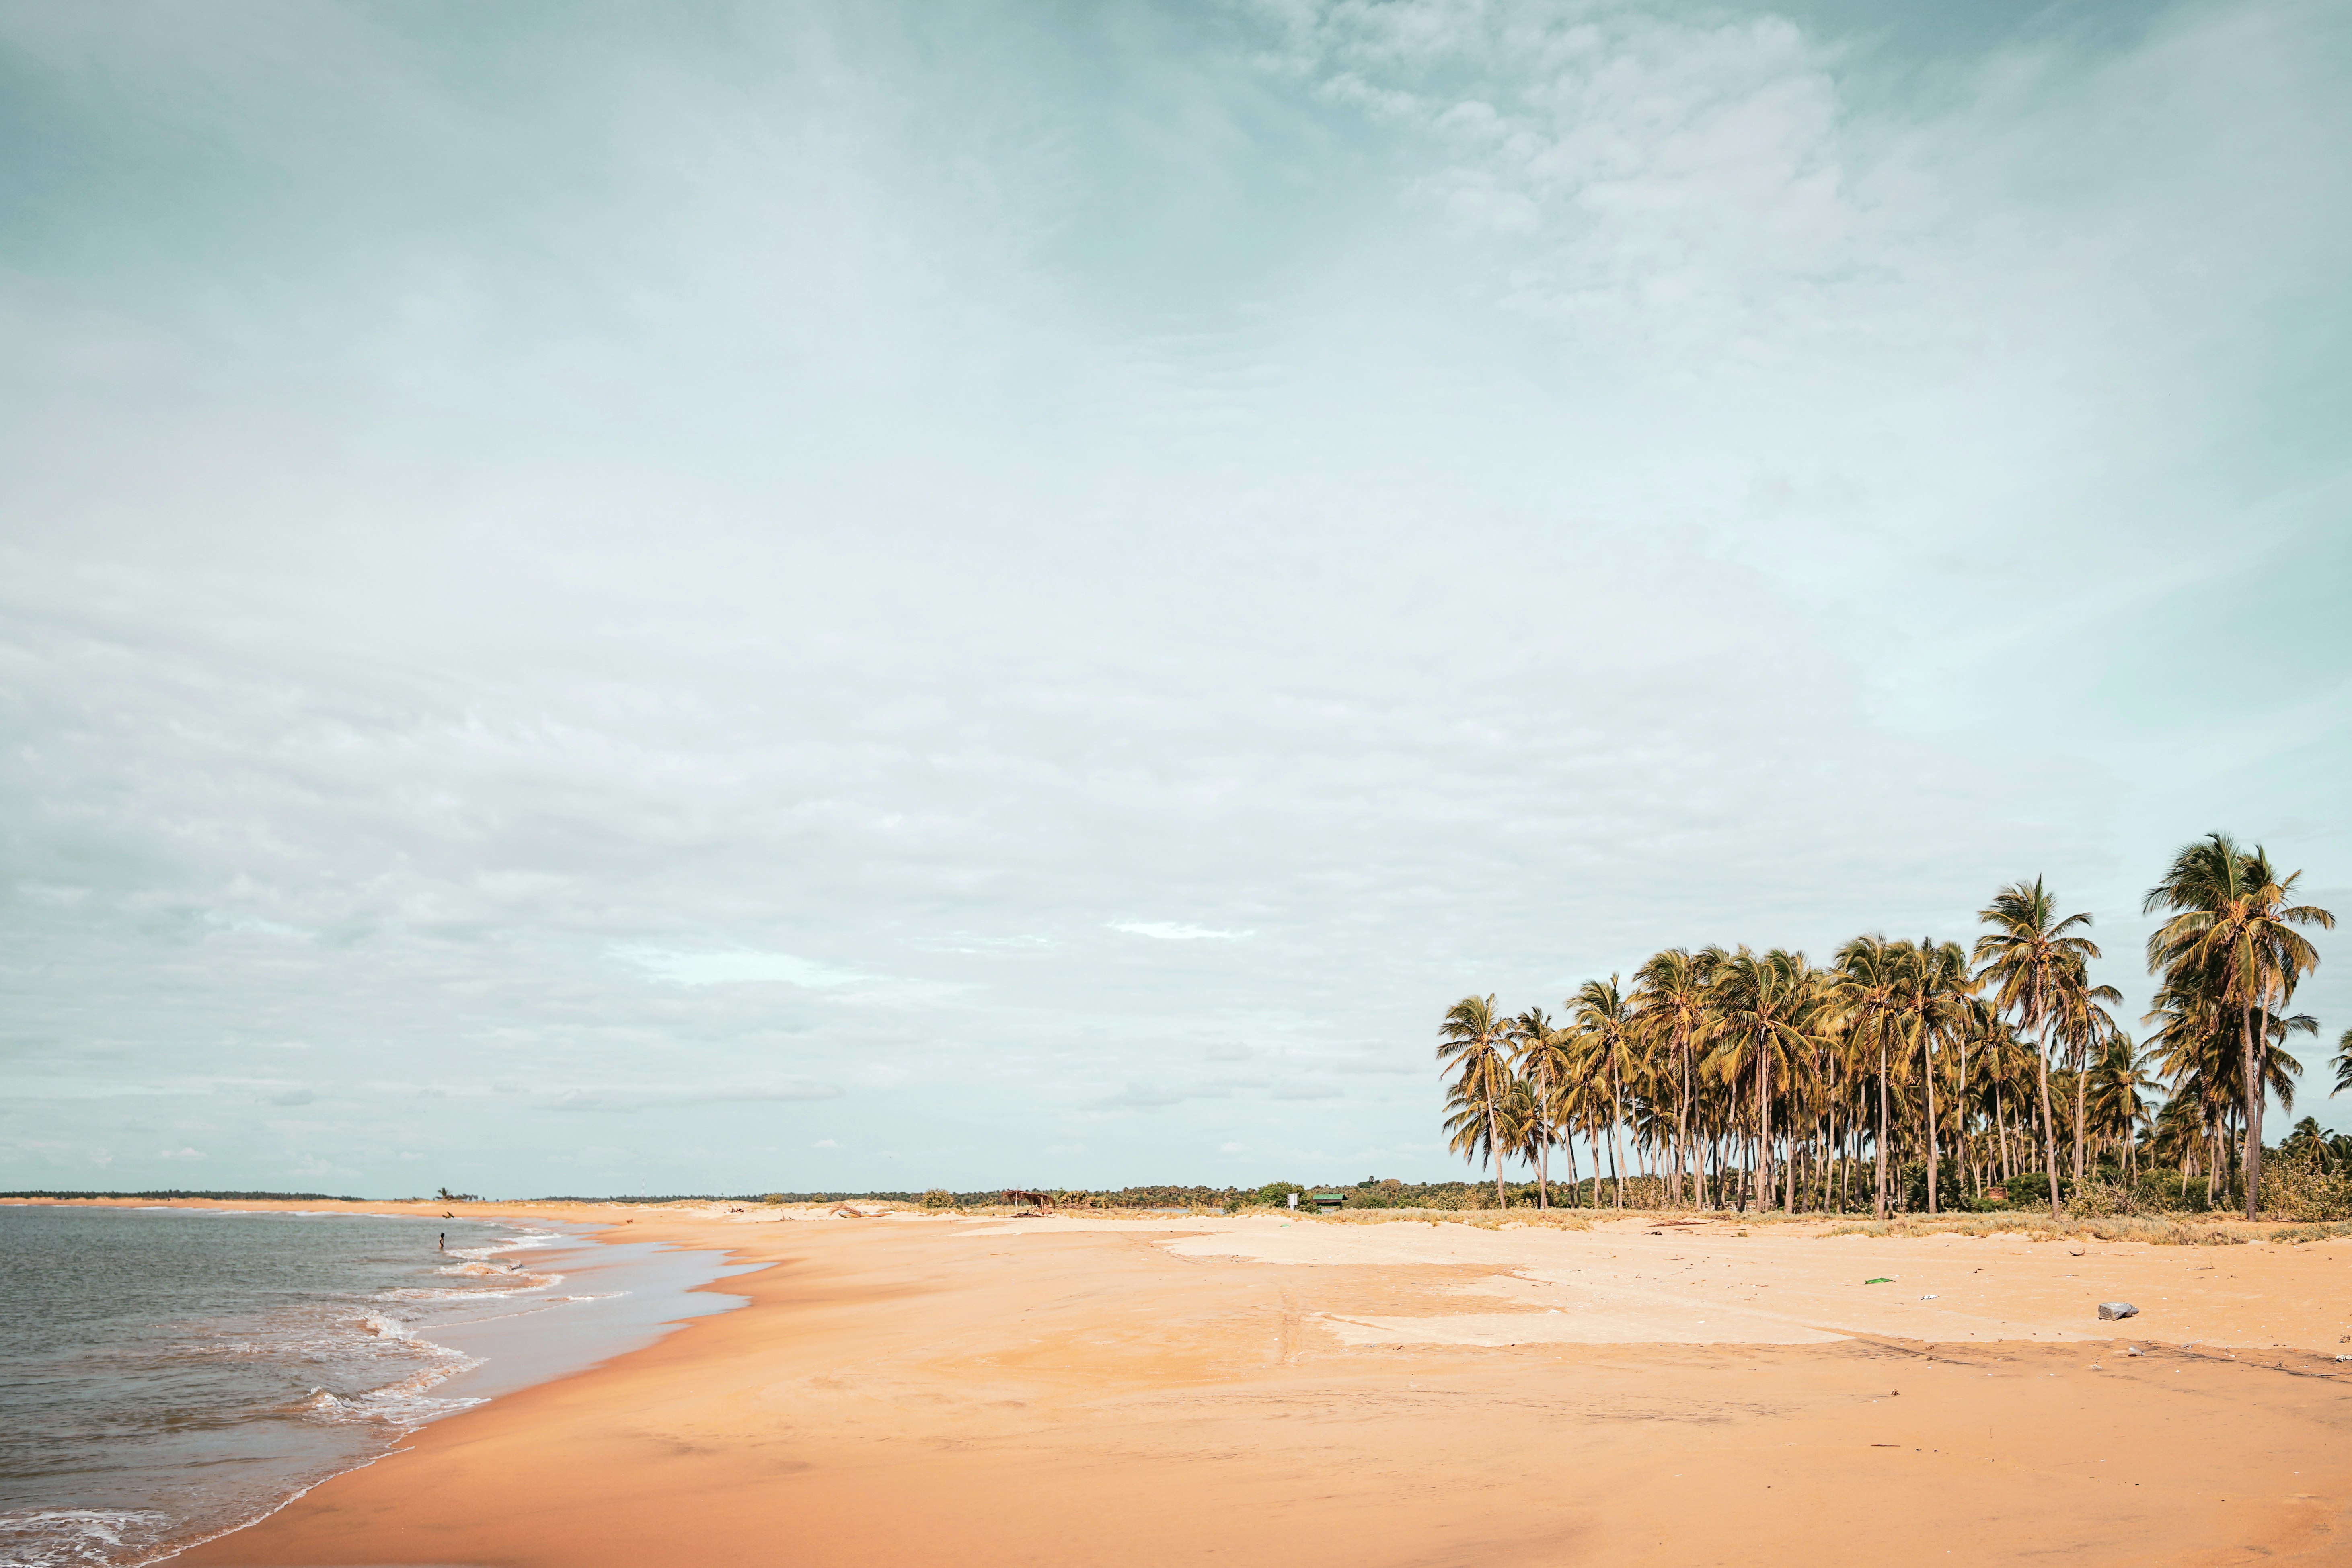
<box><xmin>1924</xmin><ymin>1028</ymin><xmax>1941</xmax><ymax>1217</ymax></box>
<box><xmin>2034</xmin><ymin>1020</ymin><xmax>2062</xmax><ymax>1219</ymax></box>
<box><xmin>2242</xmin><ymin>1005</ymin><xmax>2264</xmax><ymax>1220</ymax></box>
<box><xmin>1609</xmin><ymin>1061</ymin><xmax>1626</xmax><ymax>1210</ymax></box>
<box><xmin>1487</xmin><ymin>1102</ymin><xmax>1504</xmax><ymax>1209</ymax></box>
<box><xmin>1841</xmin><ymin>1112</ymin><xmax>1854</xmax><ymax>1212</ymax></box>
<box><xmin>1821</xmin><ymin>1112</ymin><xmax>1836</xmax><ymax>1210</ymax></box>
<box><xmin>1997</xmin><ymin>1086</ymin><xmax>2011</xmax><ymax>1181</ymax></box>
<box><xmin>1676</xmin><ymin>1025</ymin><xmax>1691</xmax><ymax>1209</ymax></box>
<box><xmin>1875</xmin><ymin>1038</ymin><xmax>1890</xmax><ymax>1220</ymax></box>
<box><xmin>1956</xmin><ymin>1038</ymin><xmax>1971</xmax><ymax>1204</ymax></box>
<box><xmin>2072</xmin><ymin>1040</ymin><xmax>2089</xmax><ymax>1193</ymax></box>
<box><xmin>1535</xmin><ymin>1116</ymin><xmax>1549</xmax><ymax>1210</ymax></box>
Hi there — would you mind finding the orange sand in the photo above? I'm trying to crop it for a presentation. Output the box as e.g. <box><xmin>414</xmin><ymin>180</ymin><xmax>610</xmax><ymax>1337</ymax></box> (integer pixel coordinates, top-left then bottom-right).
<box><xmin>50</xmin><ymin>1198</ymin><xmax>2349</xmax><ymax>1566</ymax></box>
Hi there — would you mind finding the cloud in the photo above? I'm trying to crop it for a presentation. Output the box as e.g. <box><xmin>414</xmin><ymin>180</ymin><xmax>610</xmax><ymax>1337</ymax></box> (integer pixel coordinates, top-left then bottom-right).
<box><xmin>1094</xmin><ymin>1083</ymin><xmax>1237</xmax><ymax>1110</ymax></box>
<box><xmin>542</xmin><ymin>1080</ymin><xmax>845</xmax><ymax>1114</ymax></box>
<box><xmin>1108</xmin><ymin>922</ymin><xmax>1255</xmax><ymax>942</ymax></box>
<box><xmin>157</xmin><ymin>1147</ymin><xmax>203</xmax><ymax>1159</ymax></box>
<box><xmin>265</xmin><ymin>1088</ymin><xmax>316</xmax><ymax>1106</ymax></box>
<box><xmin>616</xmin><ymin>948</ymin><xmax>871</xmax><ymax>988</ymax></box>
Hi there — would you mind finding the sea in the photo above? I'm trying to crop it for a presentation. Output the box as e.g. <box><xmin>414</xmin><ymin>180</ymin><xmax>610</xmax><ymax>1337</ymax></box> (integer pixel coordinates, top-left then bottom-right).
<box><xmin>0</xmin><ymin>1203</ymin><xmax>749</xmax><ymax>1568</ymax></box>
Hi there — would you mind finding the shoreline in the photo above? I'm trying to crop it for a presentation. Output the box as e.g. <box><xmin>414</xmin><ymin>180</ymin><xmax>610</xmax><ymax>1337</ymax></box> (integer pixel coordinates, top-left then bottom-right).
<box><xmin>163</xmin><ymin>1205</ymin><xmax>2352</xmax><ymax>1566</ymax></box>
<box><xmin>0</xmin><ymin>1198</ymin><xmax>753</xmax><ymax>1568</ymax></box>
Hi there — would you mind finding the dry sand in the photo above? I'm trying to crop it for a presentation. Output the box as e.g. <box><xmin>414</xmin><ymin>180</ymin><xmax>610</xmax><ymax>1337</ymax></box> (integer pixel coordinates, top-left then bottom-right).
<box><xmin>120</xmin><ymin>1199</ymin><xmax>2352</xmax><ymax>1566</ymax></box>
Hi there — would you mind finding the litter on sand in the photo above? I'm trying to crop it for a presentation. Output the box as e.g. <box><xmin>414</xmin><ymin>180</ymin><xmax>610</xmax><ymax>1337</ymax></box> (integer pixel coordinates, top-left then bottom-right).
<box><xmin>2098</xmin><ymin>1302</ymin><xmax>2139</xmax><ymax>1321</ymax></box>
<box><xmin>1865</xmin><ymin>1277</ymin><xmax>1896</xmax><ymax>1285</ymax></box>
<box><xmin>2124</xmin><ymin>1346</ymin><xmax>2144</xmax><ymax>1357</ymax></box>
<box><xmin>1919</xmin><ymin>1294</ymin><xmax>1938</xmax><ymax>1301</ymax></box>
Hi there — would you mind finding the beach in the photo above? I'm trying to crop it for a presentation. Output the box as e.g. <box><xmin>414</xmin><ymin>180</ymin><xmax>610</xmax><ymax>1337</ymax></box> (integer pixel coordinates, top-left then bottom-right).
<box><xmin>132</xmin><ymin>1199</ymin><xmax>2352</xmax><ymax>1567</ymax></box>
<box><xmin>0</xmin><ymin>1199</ymin><xmax>745</xmax><ymax>1568</ymax></box>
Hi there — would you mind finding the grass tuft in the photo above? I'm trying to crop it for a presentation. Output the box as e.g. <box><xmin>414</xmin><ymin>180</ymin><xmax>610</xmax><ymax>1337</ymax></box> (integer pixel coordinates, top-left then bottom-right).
<box><xmin>1824</xmin><ymin>1213</ymin><xmax>2248</xmax><ymax>1246</ymax></box>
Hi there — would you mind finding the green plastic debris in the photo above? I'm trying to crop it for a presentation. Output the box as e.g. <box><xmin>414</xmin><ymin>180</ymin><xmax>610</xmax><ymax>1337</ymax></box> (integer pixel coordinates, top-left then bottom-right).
<box><xmin>1865</xmin><ymin>1277</ymin><xmax>1895</xmax><ymax>1284</ymax></box>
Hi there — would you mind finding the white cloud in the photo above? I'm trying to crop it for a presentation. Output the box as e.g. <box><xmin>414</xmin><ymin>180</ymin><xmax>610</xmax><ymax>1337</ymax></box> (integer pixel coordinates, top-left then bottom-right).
<box><xmin>543</xmin><ymin>1081</ymin><xmax>844</xmax><ymax>1114</ymax></box>
<box><xmin>615</xmin><ymin>948</ymin><xmax>870</xmax><ymax>988</ymax></box>
<box><xmin>1108</xmin><ymin>922</ymin><xmax>1255</xmax><ymax>942</ymax></box>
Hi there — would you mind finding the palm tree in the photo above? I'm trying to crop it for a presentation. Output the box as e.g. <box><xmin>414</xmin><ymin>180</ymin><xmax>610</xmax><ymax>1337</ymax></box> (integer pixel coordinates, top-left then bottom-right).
<box><xmin>2085</xmin><ymin>1034</ymin><xmax>2160</xmax><ymax>1180</ymax></box>
<box><xmin>2335</xmin><ymin>1026</ymin><xmax>2352</xmax><ymax>1099</ymax></box>
<box><xmin>1444</xmin><ymin>1075</ymin><xmax>1532</xmax><ymax>1202</ymax></box>
<box><xmin>1974</xmin><ymin>880</ymin><xmax>2104</xmax><ymax>1219</ymax></box>
<box><xmin>2144</xmin><ymin>974</ymin><xmax>2241</xmax><ymax>1207</ymax></box>
<box><xmin>2145</xmin><ymin>835</ymin><xmax>2335</xmax><ymax>1219</ymax></box>
<box><xmin>1631</xmin><ymin>946</ymin><xmax>1723</xmax><ymax>1208</ymax></box>
<box><xmin>1438</xmin><ymin>995</ymin><xmax>1516</xmax><ymax>1208</ymax></box>
<box><xmin>1704</xmin><ymin>948</ymin><xmax>1824</xmax><ymax>1214</ymax></box>
<box><xmin>1890</xmin><ymin>938</ymin><xmax>1979</xmax><ymax>1215</ymax></box>
<box><xmin>2147</xmin><ymin>973</ymin><xmax>2312</xmax><ymax>1209</ymax></box>
<box><xmin>1832</xmin><ymin>935</ymin><xmax>1904</xmax><ymax>1219</ymax></box>
<box><xmin>1569</xmin><ymin>978</ymin><xmax>1639</xmax><ymax>1208</ymax></box>
<box><xmin>1511</xmin><ymin>1007</ymin><xmax>1573</xmax><ymax>1209</ymax></box>
<box><xmin>2042</xmin><ymin>965</ymin><xmax>2127</xmax><ymax>1189</ymax></box>
<box><xmin>1974</xmin><ymin>1021</ymin><xmax>2037</xmax><ymax>1184</ymax></box>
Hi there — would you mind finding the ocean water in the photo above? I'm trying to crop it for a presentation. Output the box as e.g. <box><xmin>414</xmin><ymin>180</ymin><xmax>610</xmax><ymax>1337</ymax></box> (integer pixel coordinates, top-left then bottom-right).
<box><xmin>0</xmin><ymin>1204</ymin><xmax>747</xmax><ymax>1567</ymax></box>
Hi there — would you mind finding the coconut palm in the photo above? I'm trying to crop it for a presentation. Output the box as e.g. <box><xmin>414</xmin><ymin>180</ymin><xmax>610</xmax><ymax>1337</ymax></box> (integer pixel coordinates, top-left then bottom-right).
<box><xmin>2144</xmin><ymin>835</ymin><xmax>2335</xmax><ymax>1218</ymax></box>
<box><xmin>2336</xmin><ymin>1026</ymin><xmax>2352</xmax><ymax>1099</ymax></box>
<box><xmin>2147</xmin><ymin>975</ymin><xmax>2310</xmax><ymax>1209</ymax></box>
<box><xmin>1974</xmin><ymin>1023</ymin><xmax>2038</xmax><ymax>1184</ymax></box>
<box><xmin>1890</xmin><ymin>938</ymin><xmax>1979</xmax><ymax>1215</ymax></box>
<box><xmin>1832</xmin><ymin>934</ymin><xmax>1906</xmax><ymax>1219</ymax></box>
<box><xmin>1438</xmin><ymin>995</ymin><xmax>1516</xmax><ymax>1207</ymax></box>
<box><xmin>1974</xmin><ymin>880</ymin><xmax>2105</xmax><ymax>1219</ymax></box>
<box><xmin>1569</xmin><ymin>977</ymin><xmax>1639</xmax><ymax>1208</ymax></box>
<box><xmin>1703</xmin><ymin>948</ymin><xmax>1825</xmax><ymax>1214</ymax></box>
<box><xmin>2085</xmin><ymin>1035</ymin><xmax>2160</xmax><ymax>1179</ymax></box>
<box><xmin>1510</xmin><ymin>1006</ymin><xmax>1573</xmax><ymax>1209</ymax></box>
<box><xmin>2045</xmin><ymin>966</ymin><xmax>2126</xmax><ymax>1188</ymax></box>
<box><xmin>1444</xmin><ymin>1074</ymin><xmax>1533</xmax><ymax>1201</ymax></box>
<box><xmin>1630</xmin><ymin>946</ymin><xmax>1723</xmax><ymax>1209</ymax></box>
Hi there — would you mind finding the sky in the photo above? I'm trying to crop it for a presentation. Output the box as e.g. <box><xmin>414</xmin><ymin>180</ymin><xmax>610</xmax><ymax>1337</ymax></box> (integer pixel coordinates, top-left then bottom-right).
<box><xmin>2</xmin><ymin>0</ymin><xmax>2347</xmax><ymax>1198</ymax></box>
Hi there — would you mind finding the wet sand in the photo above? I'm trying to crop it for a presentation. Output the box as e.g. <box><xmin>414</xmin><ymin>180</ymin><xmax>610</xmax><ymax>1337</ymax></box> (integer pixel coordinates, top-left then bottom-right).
<box><xmin>162</xmin><ymin>1203</ymin><xmax>2352</xmax><ymax>1567</ymax></box>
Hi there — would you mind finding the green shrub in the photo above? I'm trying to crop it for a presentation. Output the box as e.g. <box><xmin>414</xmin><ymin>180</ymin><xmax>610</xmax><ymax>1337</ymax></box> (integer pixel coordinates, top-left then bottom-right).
<box><xmin>2066</xmin><ymin>1178</ymin><xmax>2140</xmax><ymax>1218</ymax></box>
<box><xmin>2259</xmin><ymin>1147</ymin><xmax>2352</xmax><ymax>1221</ymax></box>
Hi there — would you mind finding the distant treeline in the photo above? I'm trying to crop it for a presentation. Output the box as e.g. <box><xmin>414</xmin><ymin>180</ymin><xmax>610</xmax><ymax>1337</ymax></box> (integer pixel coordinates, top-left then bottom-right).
<box><xmin>2</xmin><ymin>1184</ymin><xmax>1578</xmax><ymax>1211</ymax></box>
<box><xmin>2</xmin><ymin>1189</ymin><xmax>367</xmax><ymax>1201</ymax></box>
<box><xmin>540</xmin><ymin>1192</ymin><xmax>928</xmax><ymax>1204</ymax></box>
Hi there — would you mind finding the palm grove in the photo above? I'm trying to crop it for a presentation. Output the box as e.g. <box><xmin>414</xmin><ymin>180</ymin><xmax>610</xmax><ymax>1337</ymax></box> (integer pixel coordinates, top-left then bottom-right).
<box><xmin>1438</xmin><ymin>835</ymin><xmax>2342</xmax><ymax>1222</ymax></box>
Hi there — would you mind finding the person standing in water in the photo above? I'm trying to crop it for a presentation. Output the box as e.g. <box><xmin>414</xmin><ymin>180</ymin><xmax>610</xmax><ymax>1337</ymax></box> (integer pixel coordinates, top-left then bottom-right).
<box><xmin>438</xmin><ymin>1233</ymin><xmax>445</xmax><ymax>1250</ymax></box>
